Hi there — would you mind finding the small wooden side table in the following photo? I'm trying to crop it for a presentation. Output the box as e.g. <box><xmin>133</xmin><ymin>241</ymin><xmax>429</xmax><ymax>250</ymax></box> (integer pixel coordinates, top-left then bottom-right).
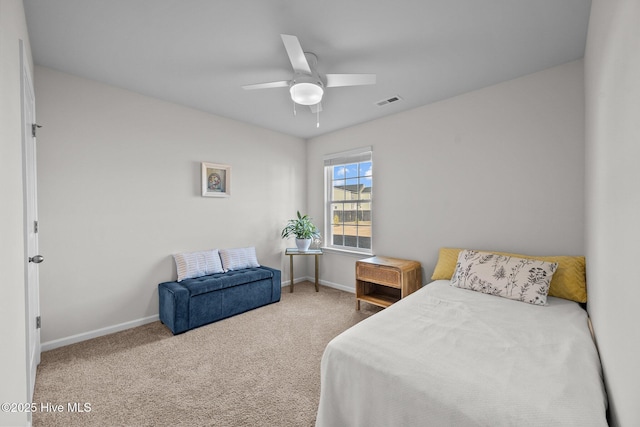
<box><xmin>285</xmin><ymin>248</ymin><xmax>323</xmax><ymax>293</ymax></box>
<box><xmin>355</xmin><ymin>256</ymin><xmax>421</xmax><ymax>310</ymax></box>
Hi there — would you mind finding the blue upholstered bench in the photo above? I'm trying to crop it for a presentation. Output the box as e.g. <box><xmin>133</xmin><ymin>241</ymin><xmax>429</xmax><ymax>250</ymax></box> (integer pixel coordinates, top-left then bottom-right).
<box><xmin>158</xmin><ymin>266</ymin><xmax>281</xmax><ymax>334</ymax></box>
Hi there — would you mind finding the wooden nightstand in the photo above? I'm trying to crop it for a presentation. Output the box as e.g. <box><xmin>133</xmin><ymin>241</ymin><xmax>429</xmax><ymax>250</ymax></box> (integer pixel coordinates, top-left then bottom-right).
<box><xmin>355</xmin><ymin>256</ymin><xmax>422</xmax><ymax>310</ymax></box>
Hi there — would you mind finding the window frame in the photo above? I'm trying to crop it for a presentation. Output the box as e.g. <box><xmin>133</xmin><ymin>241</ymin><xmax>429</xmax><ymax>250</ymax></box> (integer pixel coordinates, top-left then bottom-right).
<box><xmin>323</xmin><ymin>147</ymin><xmax>373</xmax><ymax>255</ymax></box>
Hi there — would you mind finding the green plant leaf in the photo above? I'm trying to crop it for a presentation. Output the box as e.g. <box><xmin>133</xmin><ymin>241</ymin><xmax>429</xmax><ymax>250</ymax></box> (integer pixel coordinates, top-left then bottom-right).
<box><xmin>281</xmin><ymin>211</ymin><xmax>321</xmax><ymax>239</ymax></box>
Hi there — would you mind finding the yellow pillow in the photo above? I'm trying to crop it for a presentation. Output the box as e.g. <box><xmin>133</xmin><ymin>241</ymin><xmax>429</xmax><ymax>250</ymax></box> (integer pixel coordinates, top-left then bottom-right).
<box><xmin>431</xmin><ymin>247</ymin><xmax>587</xmax><ymax>303</ymax></box>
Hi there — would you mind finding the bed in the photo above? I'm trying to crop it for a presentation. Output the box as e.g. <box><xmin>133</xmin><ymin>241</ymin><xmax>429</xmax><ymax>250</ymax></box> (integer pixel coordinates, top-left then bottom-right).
<box><xmin>316</xmin><ymin>251</ymin><xmax>608</xmax><ymax>427</ymax></box>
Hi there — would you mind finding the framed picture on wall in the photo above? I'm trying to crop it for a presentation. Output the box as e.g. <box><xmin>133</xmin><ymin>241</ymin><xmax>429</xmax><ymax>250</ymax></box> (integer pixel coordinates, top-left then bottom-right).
<box><xmin>201</xmin><ymin>162</ymin><xmax>231</xmax><ymax>197</ymax></box>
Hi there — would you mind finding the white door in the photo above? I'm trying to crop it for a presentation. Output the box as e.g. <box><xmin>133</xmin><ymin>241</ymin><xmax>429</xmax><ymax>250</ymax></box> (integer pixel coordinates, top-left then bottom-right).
<box><xmin>21</xmin><ymin>40</ymin><xmax>41</xmax><ymax>400</ymax></box>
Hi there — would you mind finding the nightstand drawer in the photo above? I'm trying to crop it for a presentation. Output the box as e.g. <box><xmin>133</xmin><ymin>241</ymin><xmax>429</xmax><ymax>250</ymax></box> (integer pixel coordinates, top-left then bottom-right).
<box><xmin>356</xmin><ymin>264</ymin><xmax>400</xmax><ymax>288</ymax></box>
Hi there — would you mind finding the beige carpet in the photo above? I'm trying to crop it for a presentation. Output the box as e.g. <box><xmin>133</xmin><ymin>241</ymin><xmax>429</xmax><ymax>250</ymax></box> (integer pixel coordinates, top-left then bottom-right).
<box><xmin>33</xmin><ymin>282</ymin><xmax>382</xmax><ymax>427</ymax></box>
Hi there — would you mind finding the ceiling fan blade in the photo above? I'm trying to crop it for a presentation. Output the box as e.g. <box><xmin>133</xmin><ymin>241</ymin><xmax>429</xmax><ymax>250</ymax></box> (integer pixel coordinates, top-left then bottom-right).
<box><xmin>242</xmin><ymin>80</ymin><xmax>290</xmax><ymax>90</ymax></box>
<box><xmin>281</xmin><ymin>34</ymin><xmax>311</xmax><ymax>74</ymax></box>
<box><xmin>325</xmin><ymin>74</ymin><xmax>376</xmax><ymax>87</ymax></box>
<box><xmin>309</xmin><ymin>103</ymin><xmax>323</xmax><ymax>113</ymax></box>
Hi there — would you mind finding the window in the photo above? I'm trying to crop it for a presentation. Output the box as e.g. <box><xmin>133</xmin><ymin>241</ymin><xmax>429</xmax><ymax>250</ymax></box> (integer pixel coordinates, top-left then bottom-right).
<box><xmin>324</xmin><ymin>147</ymin><xmax>372</xmax><ymax>253</ymax></box>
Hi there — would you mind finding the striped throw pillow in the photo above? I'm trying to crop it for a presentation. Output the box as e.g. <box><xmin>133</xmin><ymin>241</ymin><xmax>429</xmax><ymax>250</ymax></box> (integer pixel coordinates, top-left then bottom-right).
<box><xmin>173</xmin><ymin>249</ymin><xmax>224</xmax><ymax>282</ymax></box>
<box><xmin>219</xmin><ymin>247</ymin><xmax>260</xmax><ymax>272</ymax></box>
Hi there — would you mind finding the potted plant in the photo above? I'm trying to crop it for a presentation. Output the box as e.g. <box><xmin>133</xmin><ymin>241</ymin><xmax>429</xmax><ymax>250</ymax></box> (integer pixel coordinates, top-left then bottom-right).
<box><xmin>281</xmin><ymin>211</ymin><xmax>321</xmax><ymax>251</ymax></box>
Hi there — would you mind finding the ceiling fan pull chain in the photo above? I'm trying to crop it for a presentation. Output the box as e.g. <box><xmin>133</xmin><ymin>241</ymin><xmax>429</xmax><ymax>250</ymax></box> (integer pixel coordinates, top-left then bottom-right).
<box><xmin>292</xmin><ymin>85</ymin><xmax>297</xmax><ymax>116</ymax></box>
<box><xmin>317</xmin><ymin>109</ymin><xmax>320</xmax><ymax>128</ymax></box>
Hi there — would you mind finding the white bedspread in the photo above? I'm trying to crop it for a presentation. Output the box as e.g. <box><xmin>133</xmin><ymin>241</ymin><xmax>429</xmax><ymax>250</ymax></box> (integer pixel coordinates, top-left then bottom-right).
<box><xmin>316</xmin><ymin>281</ymin><xmax>607</xmax><ymax>427</ymax></box>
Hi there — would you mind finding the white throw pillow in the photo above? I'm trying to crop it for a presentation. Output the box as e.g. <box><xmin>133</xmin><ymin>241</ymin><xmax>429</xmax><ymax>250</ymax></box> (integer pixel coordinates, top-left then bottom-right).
<box><xmin>173</xmin><ymin>249</ymin><xmax>224</xmax><ymax>282</ymax></box>
<box><xmin>450</xmin><ymin>250</ymin><xmax>558</xmax><ymax>305</ymax></box>
<box><xmin>219</xmin><ymin>247</ymin><xmax>260</xmax><ymax>272</ymax></box>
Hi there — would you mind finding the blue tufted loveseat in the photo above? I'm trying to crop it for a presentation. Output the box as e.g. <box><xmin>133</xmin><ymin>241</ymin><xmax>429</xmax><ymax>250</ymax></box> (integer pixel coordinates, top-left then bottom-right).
<box><xmin>158</xmin><ymin>266</ymin><xmax>281</xmax><ymax>334</ymax></box>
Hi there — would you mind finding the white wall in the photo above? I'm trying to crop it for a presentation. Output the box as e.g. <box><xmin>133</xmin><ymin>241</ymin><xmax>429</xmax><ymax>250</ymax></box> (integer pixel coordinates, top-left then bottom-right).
<box><xmin>585</xmin><ymin>1</ymin><xmax>640</xmax><ymax>426</ymax></box>
<box><xmin>307</xmin><ymin>60</ymin><xmax>585</xmax><ymax>291</ymax></box>
<box><xmin>0</xmin><ymin>1</ymin><xmax>32</xmax><ymax>425</ymax></box>
<box><xmin>34</xmin><ymin>67</ymin><xmax>306</xmax><ymax>346</ymax></box>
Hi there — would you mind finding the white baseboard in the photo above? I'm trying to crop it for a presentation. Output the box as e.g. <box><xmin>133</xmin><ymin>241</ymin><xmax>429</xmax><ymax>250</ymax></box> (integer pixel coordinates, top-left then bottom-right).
<box><xmin>41</xmin><ymin>314</ymin><xmax>159</xmax><ymax>352</ymax></box>
<box><xmin>280</xmin><ymin>276</ymin><xmax>310</xmax><ymax>287</ymax></box>
<box><xmin>305</xmin><ymin>276</ymin><xmax>355</xmax><ymax>294</ymax></box>
<box><xmin>280</xmin><ymin>275</ymin><xmax>354</xmax><ymax>293</ymax></box>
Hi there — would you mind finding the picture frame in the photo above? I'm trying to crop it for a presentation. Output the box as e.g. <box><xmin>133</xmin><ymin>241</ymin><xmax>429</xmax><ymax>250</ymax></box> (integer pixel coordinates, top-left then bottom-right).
<box><xmin>201</xmin><ymin>162</ymin><xmax>231</xmax><ymax>197</ymax></box>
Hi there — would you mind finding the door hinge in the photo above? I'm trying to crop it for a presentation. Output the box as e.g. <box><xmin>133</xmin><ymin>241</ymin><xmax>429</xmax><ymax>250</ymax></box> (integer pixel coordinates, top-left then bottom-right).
<box><xmin>36</xmin><ymin>316</ymin><xmax>41</xmax><ymax>329</ymax></box>
<box><xmin>34</xmin><ymin>220</ymin><xmax>39</xmax><ymax>234</ymax></box>
<box><xmin>32</xmin><ymin>123</ymin><xmax>42</xmax><ymax>138</ymax></box>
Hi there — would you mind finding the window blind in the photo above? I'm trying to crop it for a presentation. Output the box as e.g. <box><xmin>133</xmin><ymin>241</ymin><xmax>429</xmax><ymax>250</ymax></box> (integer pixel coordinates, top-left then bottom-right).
<box><xmin>323</xmin><ymin>146</ymin><xmax>372</xmax><ymax>166</ymax></box>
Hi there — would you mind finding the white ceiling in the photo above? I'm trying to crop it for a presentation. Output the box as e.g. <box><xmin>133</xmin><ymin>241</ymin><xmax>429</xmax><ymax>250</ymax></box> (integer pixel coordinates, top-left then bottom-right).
<box><xmin>23</xmin><ymin>0</ymin><xmax>592</xmax><ymax>139</ymax></box>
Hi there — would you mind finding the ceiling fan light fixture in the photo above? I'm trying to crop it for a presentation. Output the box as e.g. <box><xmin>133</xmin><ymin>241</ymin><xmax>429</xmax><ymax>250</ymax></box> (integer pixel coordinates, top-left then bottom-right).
<box><xmin>290</xmin><ymin>82</ymin><xmax>324</xmax><ymax>106</ymax></box>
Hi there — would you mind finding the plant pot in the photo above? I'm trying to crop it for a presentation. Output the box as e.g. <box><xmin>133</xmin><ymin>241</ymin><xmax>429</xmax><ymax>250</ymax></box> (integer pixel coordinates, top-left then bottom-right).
<box><xmin>295</xmin><ymin>238</ymin><xmax>312</xmax><ymax>251</ymax></box>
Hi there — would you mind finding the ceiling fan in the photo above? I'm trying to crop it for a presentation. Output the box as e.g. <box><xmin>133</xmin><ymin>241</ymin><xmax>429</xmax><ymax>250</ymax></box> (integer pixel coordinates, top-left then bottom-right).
<box><xmin>242</xmin><ymin>34</ymin><xmax>376</xmax><ymax>123</ymax></box>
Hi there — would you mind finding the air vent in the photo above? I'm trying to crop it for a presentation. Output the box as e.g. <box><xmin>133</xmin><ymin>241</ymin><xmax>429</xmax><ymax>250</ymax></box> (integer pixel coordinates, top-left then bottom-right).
<box><xmin>375</xmin><ymin>95</ymin><xmax>403</xmax><ymax>107</ymax></box>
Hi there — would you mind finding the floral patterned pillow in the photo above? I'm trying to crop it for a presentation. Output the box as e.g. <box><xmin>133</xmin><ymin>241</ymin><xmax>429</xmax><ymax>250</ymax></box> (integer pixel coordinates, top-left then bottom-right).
<box><xmin>450</xmin><ymin>250</ymin><xmax>558</xmax><ymax>305</ymax></box>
